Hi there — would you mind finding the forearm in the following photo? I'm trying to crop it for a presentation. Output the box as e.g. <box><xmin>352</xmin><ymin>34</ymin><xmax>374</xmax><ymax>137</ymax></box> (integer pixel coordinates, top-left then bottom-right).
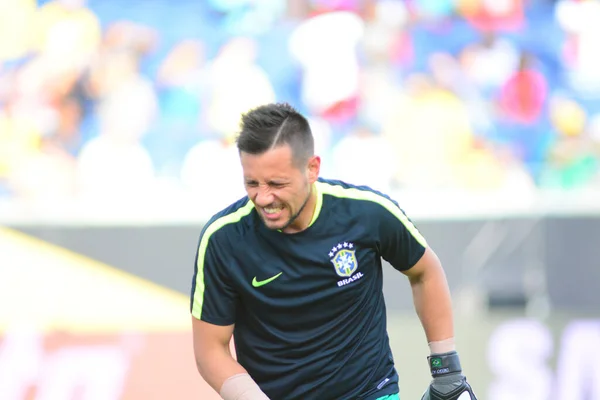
<box><xmin>409</xmin><ymin>263</ymin><xmax>454</xmax><ymax>344</ymax></box>
<box><xmin>195</xmin><ymin>345</ymin><xmax>248</xmax><ymax>393</ymax></box>
<box><xmin>403</xmin><ymin>252</ymin><xmax>478</xmax><ymax>398</ymax></box>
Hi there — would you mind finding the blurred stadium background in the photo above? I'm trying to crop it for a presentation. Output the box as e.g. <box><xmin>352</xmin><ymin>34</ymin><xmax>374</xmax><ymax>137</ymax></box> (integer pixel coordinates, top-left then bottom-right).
<box><xmin>1</xmin><ymin>0</ymin><xmax>599</xmax><ymax>399</ymax></box>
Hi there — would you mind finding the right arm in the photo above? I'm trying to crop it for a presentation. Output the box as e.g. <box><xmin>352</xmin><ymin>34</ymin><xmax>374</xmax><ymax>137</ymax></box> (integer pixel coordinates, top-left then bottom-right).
<box><xmin>190</xmin><ymin>229</ymin><xmax>269</xmax><ymax>399</ymax></box>
<box><xmin>191</xmin><ymin>318</ymin><xmax>247</xmax><ymax>393</ymax></box>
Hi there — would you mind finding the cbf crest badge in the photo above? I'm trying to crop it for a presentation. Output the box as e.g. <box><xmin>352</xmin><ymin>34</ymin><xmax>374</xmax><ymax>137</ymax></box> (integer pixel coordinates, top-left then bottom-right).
<box><xmin>329</xmin><ymin>242</ymin><xmax>358</xmax><ymax>277</ymax></box>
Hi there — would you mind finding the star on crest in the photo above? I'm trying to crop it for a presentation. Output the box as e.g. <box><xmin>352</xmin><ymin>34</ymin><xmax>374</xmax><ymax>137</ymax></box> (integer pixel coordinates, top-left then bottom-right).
<box><xmin>329</xmin><ymin>242</ymin><xmax>355</xmax><ymax>259</ymax></box>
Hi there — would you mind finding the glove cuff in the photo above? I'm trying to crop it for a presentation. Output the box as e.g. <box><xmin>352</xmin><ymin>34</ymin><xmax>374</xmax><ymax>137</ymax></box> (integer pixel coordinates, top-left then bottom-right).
<box><xmin>427</xmin><ymin>350</ymin><xmax>462</xmax><ymax>378</ymax></box>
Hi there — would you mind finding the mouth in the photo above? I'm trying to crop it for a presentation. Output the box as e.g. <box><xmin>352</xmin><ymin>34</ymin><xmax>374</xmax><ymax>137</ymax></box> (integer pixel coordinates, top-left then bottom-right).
<box><xmin>262</xmin><ymin>206</ymin><xmax>284</xmax><ymax>220</ymax></box>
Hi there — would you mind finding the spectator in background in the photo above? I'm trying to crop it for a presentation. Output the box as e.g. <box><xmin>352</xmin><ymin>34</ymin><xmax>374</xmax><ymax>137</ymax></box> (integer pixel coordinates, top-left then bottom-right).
<box><xmin>0</xmin><ymin>0</ymin><xmax>36</xmax><ymax>62</ymax></box>
<box><xmin>306</xmin><ymin>115</ymin><xmax>335</xmax><ymax>177</ymax></box>
<box><xmin>428</xmin><ymin>51</ymin><xmax>494</xmax><ymax>139</ymax></box>
<box><xmin>288</xmin><ymin>11</ymin><xmax>364</xmax><ymax>125</ymax></box>
<box><xmin>0</xmin><ymin>0</ymin><xmax>97</xmax><ymax>201</ymax></box>
<box><xmin>75</xmin><ymin>43</ymin><xmax>158</xmax><ymax>206</ymax></box>
<box><xmin>358</xmin><ymin>0</ymin><xmax>412</xmax><ymax>131</ymax></box>
<box><xmin>429</xmin><ymin>51</ymin><xmax>534</xmax><ymax>193</ymax></box>
<box><xmin>497</xmin><ymin>52</ymin><xmax>548</xmax><ymax>126</ymax></box>
<box><xmin>0</xmin><ymin>0</ymin><xmax>94</xmax><ymax>204</ymax></box>
<box><xmin>495</xmin><ymin>51</ymin><xmax>550</xmax><ymax>180</ymax></box>
<box><xmin>147</xmin><ymin>39</ymin><xmax>211</xmax><ymax>178</ymax></box>
<box><xmin>8</xmin><ymin>55</ymin><xmax>65</xmax><ymax>139</ymax></box>
<box><xmin>555</xmin><ymin>0</ymin><xmax>600</xmax><ymax>98</ymax></box>
<box><xmin>75</xmin><ymin>21</ymin><xmax>158</xmax><ymax>143</ymax></box>
<box><xmin>0</xmin><ymin>83</ymin><xmax>79</xmax><ymax>206</ymax></box>
<box><xmin>0</xmin><ymin>50</ymin><xmax>77</xmax><ymax>200</ymax></box>
<box><xmin>204</xmin><ymin>37</ymin><xmax>276</xmax><ymax>139</ymax></box>
<box><xmin>306</xmin><ymin>0</ymin><xmax>365</xmax><ymax>15</ymax></box>
<box><xmin>330</xmin><ymin>123</ymin><xmax>395</xmax><ymax>193</ymax></box>
<box><xmin>31</xmin><ymin>0</ymin><xmax>101</xmax><ymax>70</ymax></box>
<box><xmin>411</xmin><ymin>0</ymin><xmax>456</xmax><ymax>21</ymax></box>
<box><xmin>180</xmin><ymin>134</ymin><xmax>246</xmax><ymax>218</ymax></box>
<box><xmin>6</xmin><ymin>131</ymin><xmax>78</xmax><ymax>208</ymax></box>
<box><xmin>381</xmin><ymin>71</ymin><xmax>479</xmax><ymax>190</ymax></box>
<box><xmin>44</xmin><ymin>96</ymin><xmax>84</xmax><ymax>157</ymax></box>
<box><xmin>84</xmin><ymin>21</ymin><xmax>158</xmax><ymax>103</ymax></box>
<box><xmin>75</xmin><ymin>111</ymin><xmax>156</xmax><ymax>209</ymax></box>
<box><xmin>539</xmin><ymin>95</ymin><xmax>599</xmax><ymax>190</ymax></box>
<box><xmin>459</xmin><ymin>32</ymin><xmax>520</xmax><ymax>98</ymax></box>
<box><xmin>459</xmin><ymin>0</ymin><xmax>525</xmax><ymax>32</ymax></box>
<box><xmin>205</xmin><ymin>0</ymin><xmax>285</xmax><ymax>36</ymax></box>
<box><xmin>0</xmin><ymin>86</ymin><xmax>42</xmax><ymax>197</ymax></box>
<box><xmin>10</xmin><ymin>95</ymin><xmax>84</xmax><ymax>205</ymax></box>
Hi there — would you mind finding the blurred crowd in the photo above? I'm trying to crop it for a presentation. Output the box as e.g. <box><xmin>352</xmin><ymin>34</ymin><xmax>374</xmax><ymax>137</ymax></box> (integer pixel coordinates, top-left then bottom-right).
<box><xmin>1</xmin><ymin>0</ymin><xmax>600</xmax><ymax>216</ymax></box>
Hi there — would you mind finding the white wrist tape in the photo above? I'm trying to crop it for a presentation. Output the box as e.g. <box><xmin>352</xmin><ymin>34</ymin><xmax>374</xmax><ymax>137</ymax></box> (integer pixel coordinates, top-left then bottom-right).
<box><xmin>220</xmin><ymin>373</ymin><xmax>270</xmax><ymax>400</ymax></box>
<box><xmin>428</xmin><ymin>337</ymin><xmax>456</xmax><ymax>355</ymax></box>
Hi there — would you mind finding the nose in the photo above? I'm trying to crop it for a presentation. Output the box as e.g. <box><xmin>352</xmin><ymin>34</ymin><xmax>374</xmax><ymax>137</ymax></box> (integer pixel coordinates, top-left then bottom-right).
<box><xmin>254</xmin><ymin>185</ymin><xmax>275</xmax><ymax>207</ymax></box>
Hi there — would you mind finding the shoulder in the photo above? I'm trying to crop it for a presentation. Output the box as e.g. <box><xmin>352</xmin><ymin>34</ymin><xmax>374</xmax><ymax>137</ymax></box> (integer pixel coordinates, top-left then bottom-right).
<box><xmin>317</xmin><ymin>178</ymin><xmax>427</xmax><ymax>248</ymax></box>
<box><xmin>197</xmin><ymin>196</ymin><xmax>256</xmax><ymax>248</ymax></box>
<box><xmin>316</xmin><ymin>177</ymin><xmax>402</xmax><ymax>216</ymax></box>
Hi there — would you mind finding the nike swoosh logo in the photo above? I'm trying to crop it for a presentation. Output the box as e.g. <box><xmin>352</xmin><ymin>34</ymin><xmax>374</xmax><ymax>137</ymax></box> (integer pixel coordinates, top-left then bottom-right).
<box><xmin>252</xmin><ymin>272</ymin><xmax>283</xmax><ymax>288</ymax></box>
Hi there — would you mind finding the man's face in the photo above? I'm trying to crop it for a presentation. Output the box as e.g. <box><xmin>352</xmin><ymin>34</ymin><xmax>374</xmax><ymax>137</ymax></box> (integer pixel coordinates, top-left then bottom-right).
<box><xmin>240</xmin><ymin>144</ymin><xmax>320</xmax><ymax>232</ymax></box>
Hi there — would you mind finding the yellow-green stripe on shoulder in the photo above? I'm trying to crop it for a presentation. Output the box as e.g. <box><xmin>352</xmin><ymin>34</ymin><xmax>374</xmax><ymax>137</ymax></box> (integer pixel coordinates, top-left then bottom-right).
<box><xmin>316</xmin><ymin>181</ymin><xmax>427</xmax><ymax>248</ymax></box>
<box><xmin>191</xmin><ymin>200</ymin><xmax>254</xmax><ymax>320</ymax></box>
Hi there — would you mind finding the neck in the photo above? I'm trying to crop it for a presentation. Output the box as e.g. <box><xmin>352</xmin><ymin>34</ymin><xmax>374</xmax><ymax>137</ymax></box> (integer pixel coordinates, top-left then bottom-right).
<box><xmin>282</xmin><ymin>184</ymin><xmax>317</xmax><ymax>234</ymax></box>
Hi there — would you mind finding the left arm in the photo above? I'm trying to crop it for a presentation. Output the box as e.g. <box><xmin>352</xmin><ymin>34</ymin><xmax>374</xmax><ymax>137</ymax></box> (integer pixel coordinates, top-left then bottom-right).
<box><xmin>402</xmin><ymin>247</ymin><xmax>455</xmax><ymax>347</ymax></box>
<box><xmin>373</xmin><ymin>197</ymin><xmax>478</xmax><ymax>399</ymax></box>
<box><xmin>371</xmin><ymin>197</ymin><xmax>454</xmax><ymax>345</ymax></box>
<box><xmin>404</xmin><ymin>248</ymin><xmax>478</xmax><ymax>400</ymax></box>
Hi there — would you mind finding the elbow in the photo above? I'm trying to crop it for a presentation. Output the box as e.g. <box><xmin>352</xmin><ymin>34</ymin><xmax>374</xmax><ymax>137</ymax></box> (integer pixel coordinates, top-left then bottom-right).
<box><xmin>194</xmin><ymin>351</ymin><xmax>216</xmax><ymax>382</ymax></box>
<box><xmin>194</xmin><ymin>353</ymin><xmax>204</xmax><ymax>374</ymax></box>
<box><xmin>193</xmin><ymin>350</ymin><xmax>205</xmax><ymax>376</ymax></box>
<box><xmin>408</xmin><ymin>272</ymin><xmax>425</xmax><ymax>287</ymax></box>
<box><xmin>193</xmin><ymin>339</ymin><xmax>230</xmax><ymax>377</ymax></box>
<box><xmin>192</xmin><ymin>339</ymin><xmax>211</xmax><ymax>377</ymax></box>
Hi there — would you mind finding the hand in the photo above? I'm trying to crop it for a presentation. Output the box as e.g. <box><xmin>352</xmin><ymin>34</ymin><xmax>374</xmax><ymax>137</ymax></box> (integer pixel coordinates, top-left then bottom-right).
<box><xmin>421</xmin><ymin>351</ymin><xmax>478</xmax><ymax>400</ymax></box>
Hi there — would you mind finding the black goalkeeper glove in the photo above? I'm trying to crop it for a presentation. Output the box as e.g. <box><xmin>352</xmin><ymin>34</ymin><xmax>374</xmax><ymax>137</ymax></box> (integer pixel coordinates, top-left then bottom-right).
<box><xmin>420</xmin><ymin>351</ymin><xmax>478</xmax><ymax>400</ymax></box>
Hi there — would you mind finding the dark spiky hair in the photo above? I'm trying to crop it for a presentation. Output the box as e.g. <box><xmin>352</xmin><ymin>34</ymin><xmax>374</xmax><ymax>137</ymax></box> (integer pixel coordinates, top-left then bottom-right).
<box><xmin>236</xmin><ymin>103</ymin><xmax>314</xmax><ymax>167</ymax></box>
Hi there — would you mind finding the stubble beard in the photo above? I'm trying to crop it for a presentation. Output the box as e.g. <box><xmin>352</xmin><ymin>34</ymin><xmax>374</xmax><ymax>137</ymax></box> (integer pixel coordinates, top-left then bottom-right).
<box><xmin>264</xmin><ymin>185</ymin><xmax>312</xmax><ymax>232</ymax></box>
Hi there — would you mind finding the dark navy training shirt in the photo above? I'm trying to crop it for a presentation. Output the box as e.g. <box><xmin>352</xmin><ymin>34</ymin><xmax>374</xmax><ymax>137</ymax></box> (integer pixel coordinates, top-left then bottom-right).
<box><xmin>190</xmin><ymin>178</ymin><xmax>428</xmax><ymax>400</ymax></box>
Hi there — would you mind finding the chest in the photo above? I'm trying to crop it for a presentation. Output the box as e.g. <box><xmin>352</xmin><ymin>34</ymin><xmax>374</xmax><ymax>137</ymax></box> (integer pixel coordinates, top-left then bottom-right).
<box><xmin>230</xmin><ymin>228</ymin><xmax>382</xmax><ymax>312</ymax></box>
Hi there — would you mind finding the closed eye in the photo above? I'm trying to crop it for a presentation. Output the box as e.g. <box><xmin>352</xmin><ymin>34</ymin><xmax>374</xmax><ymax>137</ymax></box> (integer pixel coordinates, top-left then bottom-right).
<box><xmin>269</xmin><ymin>182</ymin><xmax>287</xmax><ymax>188</ymax></box>
<box><xmin>244</xmin><ymin>180</ymin><xmax>287</xmax><ymax>188</ymax></box>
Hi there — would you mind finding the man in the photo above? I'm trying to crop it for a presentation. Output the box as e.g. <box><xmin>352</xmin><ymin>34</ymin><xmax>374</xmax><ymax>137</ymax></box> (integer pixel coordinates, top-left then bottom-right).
<box><xmin>190</xmin><ymin>103</ymin><xmax>477</xmax><ymax>400</ymax></box>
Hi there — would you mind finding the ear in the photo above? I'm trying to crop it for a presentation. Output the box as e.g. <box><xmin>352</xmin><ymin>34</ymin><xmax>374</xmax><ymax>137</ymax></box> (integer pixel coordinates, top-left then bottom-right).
<box><xmin>307</xmin><ymin>155</ymin><xmax>321</xmax><ymax>184</ymax></box>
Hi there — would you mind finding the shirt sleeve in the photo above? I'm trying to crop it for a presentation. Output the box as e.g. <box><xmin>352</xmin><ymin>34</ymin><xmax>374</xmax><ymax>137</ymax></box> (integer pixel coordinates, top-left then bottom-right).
<box><xmin>374</xmin><ymin>198</ymin><xmax>428</xmax><ymax>271</ymax></box>
<box><xmin>190</xmin><ymin>231</ymin><xmax>237</xmax><ymax>325</ymax></box>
